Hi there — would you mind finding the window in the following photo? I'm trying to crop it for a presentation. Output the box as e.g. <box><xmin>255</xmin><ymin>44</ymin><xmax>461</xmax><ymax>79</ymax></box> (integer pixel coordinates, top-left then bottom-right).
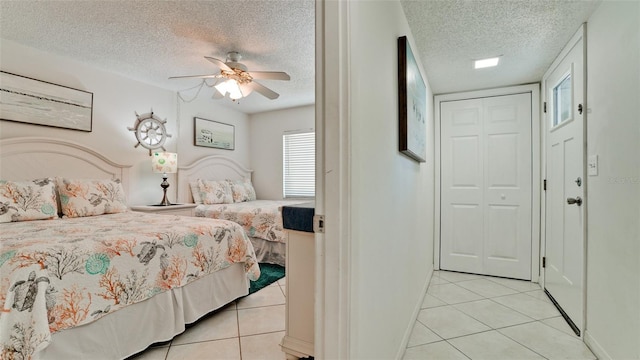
<box><xmin>553</xmin><ymin>73</ymin><xmax>572</xmax><ymax>126</ymax></box>
<box><xmin>283</xmin><ymin>131</ymin><xmax>315</xmax><ymax>198</ymax></box>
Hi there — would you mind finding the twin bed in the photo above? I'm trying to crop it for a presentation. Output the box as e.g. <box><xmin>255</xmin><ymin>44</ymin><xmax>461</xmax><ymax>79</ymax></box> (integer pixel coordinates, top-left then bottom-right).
<box><xmin>177</xmin><ymin>156</ymin><xmax>307</xmax><ymax>267</ymax></box>
<box><xmin>0</xmin><ymin>137</ymin><xmax>301</xmax><ymax>359</ymax></box>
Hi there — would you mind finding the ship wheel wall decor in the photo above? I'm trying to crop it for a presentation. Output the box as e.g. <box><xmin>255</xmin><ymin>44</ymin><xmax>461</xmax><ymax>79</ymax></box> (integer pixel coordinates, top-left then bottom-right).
<box><xmin>128</xmin><ymin>110</ymin><xmax>172</xmax><ymax>155</ymax></box>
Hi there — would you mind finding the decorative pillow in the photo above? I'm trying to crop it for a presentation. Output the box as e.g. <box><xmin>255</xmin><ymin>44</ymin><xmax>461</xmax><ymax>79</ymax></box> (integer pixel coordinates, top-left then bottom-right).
<box><xmin>0</xmin><ymin>178</ymin><xmax>58</xmax><ymax>223</ymax></box>
<box><xmin>198</xmin><ymin>179</ymin><xmax>233</xmax><ymax>204</ymax></box>
<box><xmin>189</xmin><ymin>180</ymin><xmax>203</xmax><ymax>204</ymax></box>
<box><xmin>227</xmin><ymin>178</ymin><xmax>257</xmax><ymax>203</ymax></box>
<box><xmin>56</xmin><ymin>178</ymin><xmax>128</xmax><ymax>218</ymax></box>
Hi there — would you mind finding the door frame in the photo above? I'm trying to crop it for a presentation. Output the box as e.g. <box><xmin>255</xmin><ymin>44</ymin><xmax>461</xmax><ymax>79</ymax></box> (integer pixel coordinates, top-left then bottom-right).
<box><xmin>314</xmin><ymin>0</ymin><xmax>352</xmax><ymax>358</ymax></box>
<box><xmin>540</xmin><ymin>24</ymin><xmax>587</xmax><ymax>331</ymax></box>
<box><xmin>434</xmin><ymin>84</ymin><xmax>541</xmax><ymax>282</ymax></box>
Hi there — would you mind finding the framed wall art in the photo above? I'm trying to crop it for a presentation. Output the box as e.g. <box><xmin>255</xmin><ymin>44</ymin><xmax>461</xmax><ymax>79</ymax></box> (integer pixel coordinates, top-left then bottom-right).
<box><xmin>0</xmin><ymin>71</ymin><xmax>93</xmax><ymax>132</ymax></box>
<box><xmin>194</xmin><ymin>117</ymin><xmax>235</xmax><ymax>150</ymax></box>
<box><xmin>397</xmin><ymin>36</ymin><xmax>427</xmax><ymax>163</ymax></box>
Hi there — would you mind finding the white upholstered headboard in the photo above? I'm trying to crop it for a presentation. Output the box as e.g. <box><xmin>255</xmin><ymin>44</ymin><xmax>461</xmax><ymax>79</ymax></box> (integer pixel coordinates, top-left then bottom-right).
<box><xmin>177</xmin><ymin>155</ymin><xmax>252</xmax><ymax>203</ymax></box>
<box><xmin>0</xmin><ymin>137</ymin><xmax>132</xmax><ymax>197</ymax></box>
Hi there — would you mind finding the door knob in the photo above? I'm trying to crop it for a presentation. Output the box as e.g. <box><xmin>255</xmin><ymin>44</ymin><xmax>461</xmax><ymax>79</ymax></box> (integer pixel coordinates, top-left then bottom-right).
<box><xmin>567</xmin><ymin>196</ymin><xmax>582</xmax><ymax>206</ymax></box>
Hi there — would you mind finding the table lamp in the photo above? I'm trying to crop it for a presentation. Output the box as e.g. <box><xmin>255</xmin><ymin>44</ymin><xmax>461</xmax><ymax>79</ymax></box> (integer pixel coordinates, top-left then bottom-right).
<box><xmin>151</xmin><ymin>152</ymin><xmax>177</xmax><ymax>206</ymax></box>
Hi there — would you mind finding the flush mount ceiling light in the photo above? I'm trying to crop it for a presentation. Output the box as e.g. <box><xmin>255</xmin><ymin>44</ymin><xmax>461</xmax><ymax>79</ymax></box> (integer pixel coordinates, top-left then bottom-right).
<box><xmin>474</xmin><ymin>57</ymin><xmax>500</xmax><ymax>69</ymax></box>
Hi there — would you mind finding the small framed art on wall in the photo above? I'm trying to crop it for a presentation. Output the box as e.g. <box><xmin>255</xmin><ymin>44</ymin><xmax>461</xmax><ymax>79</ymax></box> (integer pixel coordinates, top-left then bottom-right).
<box><xmin>194</xmin><ymin>117</ymin><xmax>235</xmax><ymax>150</ymax></box>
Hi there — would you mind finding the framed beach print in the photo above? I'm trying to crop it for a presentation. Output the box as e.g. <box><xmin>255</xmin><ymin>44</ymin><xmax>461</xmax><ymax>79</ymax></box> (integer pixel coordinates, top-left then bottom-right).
<box><xmin>194</xmin><ymin>117</ymin><xmax>235</xmax><ymax>150</ymax></box>
<box><xmin>397</xmin><ymin>36</ymin><xmax>427</xmax><ymax>163</ymax></box>
<box><xmin>0</xmin><ymin>71</ymin><xmax>93</xmax><ymax>132</ymax></box>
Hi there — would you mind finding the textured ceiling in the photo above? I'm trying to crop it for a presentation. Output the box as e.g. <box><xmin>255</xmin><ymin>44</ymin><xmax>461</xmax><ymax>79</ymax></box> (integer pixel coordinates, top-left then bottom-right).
<box><xmin>401</xmin><ymin>0</ymin><xmax>601</xmax><ymax>94</ymax></box>
<box><xmin>0</xmin><ymin>0</ymin><xmax>315</xmax><ymax>114</ymax></box>
<box><xmin>0</xmin><ymin>1</ymin><xmax>602</xmax><ymax>114</ymax></box>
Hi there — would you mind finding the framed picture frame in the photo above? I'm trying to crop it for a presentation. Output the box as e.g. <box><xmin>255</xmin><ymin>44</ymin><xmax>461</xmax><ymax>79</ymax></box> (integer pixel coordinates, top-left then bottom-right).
<box><xmin>0</xmin><ymin>71</ymin><xmax>93</xmax><ymax>132</ymax></box>
<box><xmin>397</xmin><ymin>36</ymin><xmax>427</xmax><ymax>163</ymax></box>
<box><xmin>194</xmin><ymin>117</ymin><xmax>235</xmax><ymax>150</ymax></box>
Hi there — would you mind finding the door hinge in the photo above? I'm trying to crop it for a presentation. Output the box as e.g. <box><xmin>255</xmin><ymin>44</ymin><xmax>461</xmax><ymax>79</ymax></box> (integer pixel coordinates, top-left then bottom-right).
<box><xmin>543</xmin><ymin>179</ymin><xmax>547</xmax><ymax>191</ymax></box>
<box><xmin>542</xmin><ymin>257</ymin><xmax>546</xmax><ymax>268</ymax></box>
<box><xmin>543</xmin><ymin>102</ymin><xmax>547</xmax><ymax>113</ymax></box>
<box><xmin>313</xmin><ymin>215</ymin><xmax>325</xmax><ymax>233</ymax></box>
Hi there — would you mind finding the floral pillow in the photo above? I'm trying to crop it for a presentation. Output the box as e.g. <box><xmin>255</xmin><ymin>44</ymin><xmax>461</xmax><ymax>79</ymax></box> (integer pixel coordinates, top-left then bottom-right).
<box><xmin>227</xmin><ymin>178</ymin><xmax>257</xmax><ymax>203</ymax></box>
<box><xmin>198</xmin><ymin>179</ymin><xmax>233</xmax><ymax>204</ymax></box>
<box><xmin>56</xmin><ymin>178</ymin><xmax>128</xmax><ymax>218</ymax></box>
<box><xmin>0</xmin><ymin>178</ymin><xmax>58</xmax><ymax>223</ymax></box>
<box><xmin>189</xmin><ymin>180</ymin><xmax>203</xmax><ymax>204</ymax></box>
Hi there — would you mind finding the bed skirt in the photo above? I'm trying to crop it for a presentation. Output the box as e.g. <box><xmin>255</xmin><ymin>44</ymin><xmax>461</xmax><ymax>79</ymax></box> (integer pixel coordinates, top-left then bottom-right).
<box><xmin>250</xmin><ymin>237</ymin><xmax>286</xmax><ymax>267</ymax></box>
<box><xmin>37</xmin><ymin>263</ymin><xmax>249</xmax><ymax>360</ymax></box>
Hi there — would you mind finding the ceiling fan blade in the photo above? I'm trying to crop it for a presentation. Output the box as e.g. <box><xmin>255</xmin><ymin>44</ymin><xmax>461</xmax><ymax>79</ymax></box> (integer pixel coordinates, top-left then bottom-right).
<box><xmin>205</xmin><ymin>56</ymin><xmax>233</xmax><ymax>72</ymax></box>
<box><xmin>248</xmin><ymin>81</ymin><xmax>279</xmax><ymax>100</ymax></box>
<box><xmin>248</xmin><ymin>71</ymin><xmax>290</xmax><ymax>81</ymax></box>
<box><xmin>168</xmin><ymin>74</ymin><xmax>220</xmax><ymax>80</ymax></box>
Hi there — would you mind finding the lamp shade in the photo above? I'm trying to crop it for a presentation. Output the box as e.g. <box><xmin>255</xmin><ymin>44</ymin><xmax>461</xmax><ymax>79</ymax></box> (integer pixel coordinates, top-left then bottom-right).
<box><xmin>152</xmin><ymin>152</ymin><xmax>178</xmax><ymax>174</ymax></box>
<box><xmin>215</xmin><ymin>79</ymin><xmax>243</xmax><ymax>100</ymax></box>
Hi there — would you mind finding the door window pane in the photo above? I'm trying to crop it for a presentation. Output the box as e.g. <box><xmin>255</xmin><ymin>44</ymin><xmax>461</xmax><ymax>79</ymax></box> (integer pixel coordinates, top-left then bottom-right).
<box><xmin>553</xmin><ymin>73</ymin><xmax>572</xmax><ymax>126</ymax></box>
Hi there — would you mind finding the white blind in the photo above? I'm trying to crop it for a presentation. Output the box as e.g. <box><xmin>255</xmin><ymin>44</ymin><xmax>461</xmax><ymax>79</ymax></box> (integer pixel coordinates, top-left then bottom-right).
<box><xmin>283</xmin><ymin>131</ymin><xmax>315</xmax><ymax>198</ymax></box>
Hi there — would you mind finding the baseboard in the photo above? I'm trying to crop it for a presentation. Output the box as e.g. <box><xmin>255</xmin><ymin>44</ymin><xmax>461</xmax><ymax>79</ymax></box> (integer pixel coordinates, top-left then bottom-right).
<box><xmin>584</xmin><ymin>330</ymin><xmax>612</xmax><ymax>360</ymax></box>
<box><xmin>395</xmin><ymin>267</ymin><xmax>433</xmax><ymax>360</ymax></box>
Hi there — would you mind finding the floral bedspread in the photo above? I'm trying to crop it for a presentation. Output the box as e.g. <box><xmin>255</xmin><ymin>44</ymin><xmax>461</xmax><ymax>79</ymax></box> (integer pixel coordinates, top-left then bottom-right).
<box><xmin>0</xmin><ymin>212</ymin><xmax>260</xmax><ymax>359</ymax></box>
<box><xmin>195</xmin><ymin>200</ymin><xmax>308</xmax><ymax>243</ymax></box>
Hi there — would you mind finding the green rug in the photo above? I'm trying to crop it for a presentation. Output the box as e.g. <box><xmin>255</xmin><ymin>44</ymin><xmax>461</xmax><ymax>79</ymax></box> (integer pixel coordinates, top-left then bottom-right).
<box><xmin>249</xmin><ymin>263</ymin><xmax>285</xmax><ymax>294</ymax></box>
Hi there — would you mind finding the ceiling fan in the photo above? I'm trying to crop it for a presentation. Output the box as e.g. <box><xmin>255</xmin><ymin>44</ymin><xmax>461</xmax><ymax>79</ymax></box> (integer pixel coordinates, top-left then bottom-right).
<box><xmin>169</xmin><ymin>52</ymin><xmax>290</xmax><ymax>100</ymax></box>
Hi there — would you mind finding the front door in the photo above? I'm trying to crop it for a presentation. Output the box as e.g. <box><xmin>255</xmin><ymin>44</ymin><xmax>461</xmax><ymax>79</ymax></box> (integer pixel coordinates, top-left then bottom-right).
<box><xmin>440</xmin><ymin>92</ymin><xmax>532</xmax><ymax>280</ymax></box>
<box><xmin>543</xmin><ymin>28</ymin><xmax>586</xmax><ymax>335</ymax></box>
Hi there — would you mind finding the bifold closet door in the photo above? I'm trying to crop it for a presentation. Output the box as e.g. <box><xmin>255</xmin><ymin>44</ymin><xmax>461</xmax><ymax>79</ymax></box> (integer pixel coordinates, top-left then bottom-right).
<box><xmin>440</xmin><ymin>93</ymin><xmax>532</xmax><ymax>280</ymax></box>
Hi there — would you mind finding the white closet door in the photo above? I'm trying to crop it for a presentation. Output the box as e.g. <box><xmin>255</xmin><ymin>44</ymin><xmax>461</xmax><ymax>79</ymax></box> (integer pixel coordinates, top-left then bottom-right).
<box><xmin>440</xmin><ymin>98</ymin><xmax>484</xmax><ymax>274</ymax></box>
<box><xmin>441</xmin><ymin>93</ymin><xmax>532</xmax><ymax>280</ymax></box>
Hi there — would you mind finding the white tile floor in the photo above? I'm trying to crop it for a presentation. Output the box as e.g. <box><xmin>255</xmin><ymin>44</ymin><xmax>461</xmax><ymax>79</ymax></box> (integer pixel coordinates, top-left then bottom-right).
<box><xmin>129</xmin><ymin>277</ymin><xmax>287</xmax><ymax>360</ymax></box>
<box><xmin>404</xmin><ymin>271</ymin><xmax>597</xmax><ymax>360</ymax></box>
<box><xmin>131</xmin><ymin>271</ymin><xmax>597</xmax><ymax>360</ymax></box>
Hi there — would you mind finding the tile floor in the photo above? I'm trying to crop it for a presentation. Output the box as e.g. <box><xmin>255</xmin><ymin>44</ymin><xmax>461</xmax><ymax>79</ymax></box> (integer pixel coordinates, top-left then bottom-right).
<box><xmin>130</xmin><ymin>277</ymin><xmax>287</xmax><ymax>360</ymax></box>
<box><xmin>404</xmin><ymin>270</ymin><xmax>597</xmax><ymax>360</ymax></box>
<box><xmin>131</xmin><ymin>271</ymin><xmax>597</xmax><ymax>360</ymax></box>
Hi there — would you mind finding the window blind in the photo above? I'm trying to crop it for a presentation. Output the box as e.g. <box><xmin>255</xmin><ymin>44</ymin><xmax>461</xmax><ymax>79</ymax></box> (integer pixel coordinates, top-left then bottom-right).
<box><xmin>283</xmin><ymin>131</ymin><xmax>315</xmax><ymax>198</ymax></box>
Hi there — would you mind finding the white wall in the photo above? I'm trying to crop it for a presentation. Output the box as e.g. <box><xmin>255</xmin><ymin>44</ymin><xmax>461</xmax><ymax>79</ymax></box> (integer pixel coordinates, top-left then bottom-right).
<box><xmin>584</xmin><ymin>1</ymin><xmax>640</xmax><ymax>359</ymax></box>
<box><xmin>0</xmin><ymin>39</ymin><xmax>176</xmax><ymax>206</ymax></box>
<box><xmin>347</xmin><ymin>1</ymin><xmax>435</xmax><ymax>358</ymax></box>
<box><xmin>249</xmin><ymin>105</ymin><xmax>314</xmax><ymax>199</ymax></box>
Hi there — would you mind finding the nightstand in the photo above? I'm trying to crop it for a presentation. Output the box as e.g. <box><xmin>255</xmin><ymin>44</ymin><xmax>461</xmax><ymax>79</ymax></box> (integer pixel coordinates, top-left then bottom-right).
<box><xmin>130</xmin><ymin>203</ymin><xmax>197</xmax><ymax>217</ymax></box>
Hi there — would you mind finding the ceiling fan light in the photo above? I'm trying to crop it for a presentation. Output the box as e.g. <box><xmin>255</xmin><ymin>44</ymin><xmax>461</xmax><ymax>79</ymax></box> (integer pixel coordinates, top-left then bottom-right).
<box><xmin>215</xmin><ymin>79</ymin><xmax>244</xmax><ymax>100</ymax></box>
